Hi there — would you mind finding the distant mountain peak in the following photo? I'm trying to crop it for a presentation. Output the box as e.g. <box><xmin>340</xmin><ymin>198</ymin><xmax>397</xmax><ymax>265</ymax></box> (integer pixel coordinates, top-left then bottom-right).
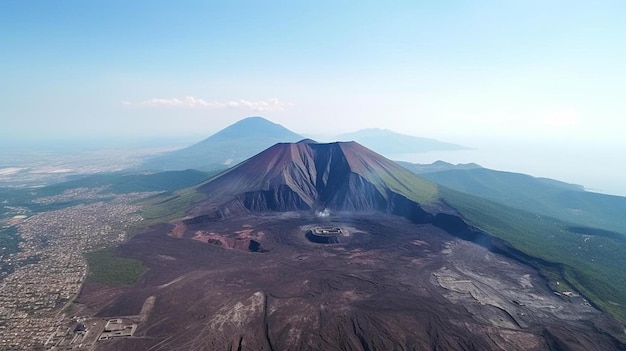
<box><xmin>222</xmin><ymin>116</ymin><xmax>276</xmax><ymax>126</ymax></box>
<box><xmin>140</xmin><ymin>117</ymin><xmax>303</xmax><ymax>171</ymax></box>
<box><xmin>211</xmin><ymin>116</ymin><xmax>300</xmax><ymax>140</ymax></box>
<box><xmin>335</xmin><ymin>129</ymin><xmax>466</xmax><ymax>155</ymax></box>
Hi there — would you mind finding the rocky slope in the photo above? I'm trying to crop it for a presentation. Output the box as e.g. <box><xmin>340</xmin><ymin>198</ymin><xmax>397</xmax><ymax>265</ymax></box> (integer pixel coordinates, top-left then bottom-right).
<box><xmin>194</xmin><ymin>141</ymin><xmax>439</xmax><ymax>219</ymax></box>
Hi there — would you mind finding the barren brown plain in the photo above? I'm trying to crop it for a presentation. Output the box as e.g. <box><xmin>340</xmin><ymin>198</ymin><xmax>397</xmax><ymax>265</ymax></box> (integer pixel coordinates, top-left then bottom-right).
<box><xmin>76</xmin><ymin>211</ymin><xmax>626</xmax><ymax>351</ymax></box>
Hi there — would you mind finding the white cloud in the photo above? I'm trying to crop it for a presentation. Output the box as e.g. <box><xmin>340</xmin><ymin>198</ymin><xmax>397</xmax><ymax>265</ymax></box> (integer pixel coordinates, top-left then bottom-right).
<box><xmin>123</xmin><ymin>96</ymin><xmax>291</xmax><ymax>112</ymax></box>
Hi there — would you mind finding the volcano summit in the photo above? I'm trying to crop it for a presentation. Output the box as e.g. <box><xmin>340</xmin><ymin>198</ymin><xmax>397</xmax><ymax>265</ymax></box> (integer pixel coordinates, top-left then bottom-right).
<box><xmin>193</xmin><ymin>141</ymin><xmax>440</xmax><ymax>220</ymax></box>
<box><xmin>77</xmin><ymin>141</ymin><xmax>626</xmax><ymax>351</ymax></box>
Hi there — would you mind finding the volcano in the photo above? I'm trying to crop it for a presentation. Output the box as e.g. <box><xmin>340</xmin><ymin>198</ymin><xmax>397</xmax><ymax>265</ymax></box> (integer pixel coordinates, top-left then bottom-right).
<box><xmin>193</xmin><ymin>141</ymin><xmax>441</xmax><ymax>220</ymax></box>
<box><xmin>79</xmin><ymin>141</ymin><xmax>626</xmax><ymax>351</ymax></box>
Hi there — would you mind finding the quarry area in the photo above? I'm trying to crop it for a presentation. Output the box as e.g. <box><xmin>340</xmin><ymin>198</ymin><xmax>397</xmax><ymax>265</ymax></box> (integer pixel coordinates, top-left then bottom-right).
<box><xmin>74</xmin><ymin>211</ymin><xmax>626</xmax><ymax>351</ymax></box>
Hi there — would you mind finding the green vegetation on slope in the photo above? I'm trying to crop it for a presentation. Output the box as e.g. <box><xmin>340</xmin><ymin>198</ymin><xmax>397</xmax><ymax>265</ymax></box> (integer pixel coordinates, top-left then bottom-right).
<box><xmin>139</xmin><ymin>188</ymin><xmax>207</xmax><ymax>226</ymax></box>
<box><xmin>379</xmin><ymin>170</ymin><xmax>439</xmax><ymax>205</ymax></box>
<box><xmin>420</xmin><ymin>168</ymin><xmax>626</xmax><ymax>237</ymax></box>
<box><xmin>440</xmin><ymin>186</ymin><xmax>626</xmax><ymax>323</ymax></box>
<box><xmin>85</xmin><ymin>248</ymin><xmax>145</xmax><ymax>286</ymax></box>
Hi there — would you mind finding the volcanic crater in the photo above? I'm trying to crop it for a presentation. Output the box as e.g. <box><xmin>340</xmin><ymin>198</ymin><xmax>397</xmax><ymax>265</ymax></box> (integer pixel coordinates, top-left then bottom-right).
<box><xmin>76</xmin><ymin>142</ymin><xmax>626</xmax><ymax>351</ymax></box>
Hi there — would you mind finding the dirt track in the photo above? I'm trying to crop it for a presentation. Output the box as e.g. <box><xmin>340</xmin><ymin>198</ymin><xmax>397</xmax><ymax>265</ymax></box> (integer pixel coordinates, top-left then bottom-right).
<box><xmin>76</xmin><ymin>211</ymin><xmax>626</xmax><ymax>351</ymax></box>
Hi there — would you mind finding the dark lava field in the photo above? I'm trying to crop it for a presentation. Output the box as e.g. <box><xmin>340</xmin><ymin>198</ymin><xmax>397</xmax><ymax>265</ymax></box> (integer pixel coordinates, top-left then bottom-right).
<box><xmin>78</xmin><ymin>211</ymin><xmax>626</xmax><ymax>351</ymax></box>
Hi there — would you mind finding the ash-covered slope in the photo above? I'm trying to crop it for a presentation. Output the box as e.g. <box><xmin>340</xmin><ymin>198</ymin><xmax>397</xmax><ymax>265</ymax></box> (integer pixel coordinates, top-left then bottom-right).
<box><xmin>196</xmin><ymin>141</ymin><xmax>439</xmax><ymax>216</ymax></box>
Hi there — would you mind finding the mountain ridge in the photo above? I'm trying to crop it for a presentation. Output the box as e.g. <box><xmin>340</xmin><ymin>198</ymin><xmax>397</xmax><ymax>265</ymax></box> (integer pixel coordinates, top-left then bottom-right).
<box><xmin>410</xmin><ymin>166</ymin><xmax>626</xmax><ymax>235</ymax></box>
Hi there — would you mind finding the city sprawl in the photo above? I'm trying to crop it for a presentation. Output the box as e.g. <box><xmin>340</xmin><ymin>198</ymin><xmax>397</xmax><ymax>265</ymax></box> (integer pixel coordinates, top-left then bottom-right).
<box><xmin>0</xmin><ymin>192</ymin><xmax>150</xmax><ymax>350</ymax></box>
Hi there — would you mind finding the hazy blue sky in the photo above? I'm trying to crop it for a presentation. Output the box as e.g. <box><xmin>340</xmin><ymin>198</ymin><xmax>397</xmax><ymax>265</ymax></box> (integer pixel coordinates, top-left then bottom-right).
<box><xmin>1</xmin><ymin>1</ymin><xmax>625</xmax><ymax>144</ymax></box>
